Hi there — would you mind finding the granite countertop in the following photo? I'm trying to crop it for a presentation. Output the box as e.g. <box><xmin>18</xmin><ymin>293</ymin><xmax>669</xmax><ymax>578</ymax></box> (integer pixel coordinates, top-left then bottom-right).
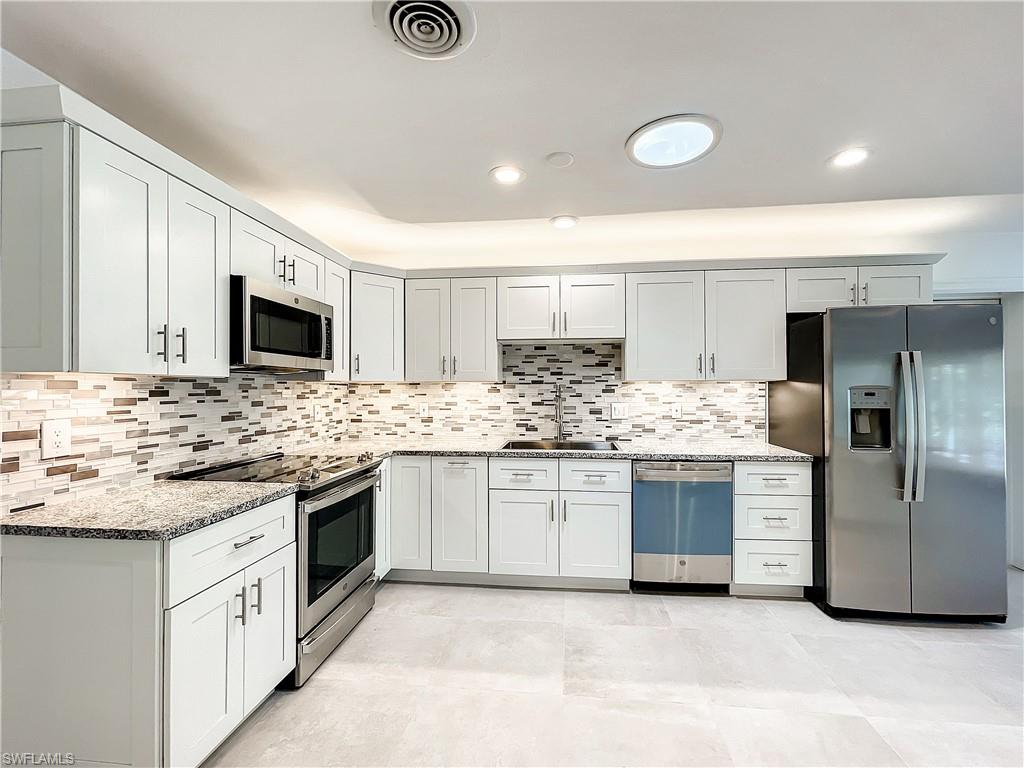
<box><xmin>0</xmin><ymin>481</ymin><xmax>298</xmax><ymax>541</ymax></box>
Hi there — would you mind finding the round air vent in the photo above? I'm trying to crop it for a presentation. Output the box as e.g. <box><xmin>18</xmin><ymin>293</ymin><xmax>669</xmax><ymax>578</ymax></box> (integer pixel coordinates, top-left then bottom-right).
<box><xmin>372</xmin><ymin>0</ymin><xmax>477</xmax><ymax>60</ymax></box>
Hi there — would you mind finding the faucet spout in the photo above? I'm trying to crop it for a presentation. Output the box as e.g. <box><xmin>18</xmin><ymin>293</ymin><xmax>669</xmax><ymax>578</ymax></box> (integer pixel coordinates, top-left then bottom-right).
<box><xmin>555</xmin><ymin>384</ymin><xmax>570</xmax><ymax>441</ymax></box>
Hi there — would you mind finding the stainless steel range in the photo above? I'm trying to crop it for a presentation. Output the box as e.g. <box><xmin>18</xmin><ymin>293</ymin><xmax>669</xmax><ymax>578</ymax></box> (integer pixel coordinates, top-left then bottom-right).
<box><xmin>173</xmin><ymin>451</ymin><xmax>381</xmax><ymax>684</ymax></box>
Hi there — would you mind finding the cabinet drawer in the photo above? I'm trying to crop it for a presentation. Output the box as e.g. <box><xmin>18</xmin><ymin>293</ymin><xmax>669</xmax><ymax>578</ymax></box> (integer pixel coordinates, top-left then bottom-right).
<box><xmin>734</xmin><ymin>462</ymin><xmax>811</xmax><ymax>495</ymax></box>
<box><xmin>559</xmin><ymin>460</ymin><xmax>632</xmax><ymax>493</ymax></box>
<box><xmin>733</xmin><ymin>495</ymin><xmax>812</xmax><ymax>541</ymax></box>
<box><xmin>165</xmin><ymin>495</ymin><xmax>296</xmax><ymax>607</ymax></box>
<box><xmin>489</xmin><ymin>458</ymin><xmax>559</xmax><ymax>490</ymax></box>
<box><xmin>733</xmin><ymin>540</ymin><xmax>813</xmax><ymax>586</ymax></box>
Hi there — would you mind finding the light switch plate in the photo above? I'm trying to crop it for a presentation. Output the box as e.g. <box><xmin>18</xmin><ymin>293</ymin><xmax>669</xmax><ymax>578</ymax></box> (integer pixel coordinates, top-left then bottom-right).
<box><xmin>418</xmin><ymin>403</ymin><xmax>429</xmax><ymax>417</ymax></box>
<box><xmin>610</xmin><ymin>402</ymin><xmax>628</xmax><ymax>419</ymax></box>
<box><xmin>670</xmin><ymin>404</ymin><xmax>683</xmax><ymax>419</ymax></box>
<box><xmin>41</xmin><ymin>418</ymin><xmax>72</xmax><ymax>459</ymax></box>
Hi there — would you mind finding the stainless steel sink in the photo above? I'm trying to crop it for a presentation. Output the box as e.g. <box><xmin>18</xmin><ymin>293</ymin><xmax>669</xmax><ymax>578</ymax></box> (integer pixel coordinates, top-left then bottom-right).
<box><xmin>501</xmin><ymin>439</ymin><xmax>620</xmax><ymax>451</ymax></box>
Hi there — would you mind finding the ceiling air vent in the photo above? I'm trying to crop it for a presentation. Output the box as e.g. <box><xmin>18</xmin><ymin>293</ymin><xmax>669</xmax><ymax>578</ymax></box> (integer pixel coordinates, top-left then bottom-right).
<box><xmin>372</xmin><ymin>0</ymin><xmax>477</xmax><ymax>60</ymax></box>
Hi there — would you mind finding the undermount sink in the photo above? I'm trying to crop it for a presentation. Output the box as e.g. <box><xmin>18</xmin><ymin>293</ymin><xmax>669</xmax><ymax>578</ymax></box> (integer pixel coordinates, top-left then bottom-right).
<box><xmin>501</xmin><ymin>440</ymin><xmax>620</xmax><ymax>451</ymax></box>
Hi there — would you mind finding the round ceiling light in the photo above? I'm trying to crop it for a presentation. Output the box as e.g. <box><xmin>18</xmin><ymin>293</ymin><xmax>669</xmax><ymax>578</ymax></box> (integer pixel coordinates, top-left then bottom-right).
<box><xmin>626</xmin><ymin>114</ymin><xmax>721</xmax><ymax>168</ymax></box>
<box><xmin>489</xmin><ymin>165</ymin><xmax>525</xmax><ymax>185</ymax></box>
<box><xmin>545</xmin><ymin>151</ymin><xmax>575</xmax><ymax>168</ymax></box>
<box><xmin>549</xmin><ymin>215</ymin><xmax>578</xmax><ymax>229</ymax></box>
<box><xmin>830</xmin><ymin>147</ymin><xmax>870</xmax><ymax>168</ymax></box>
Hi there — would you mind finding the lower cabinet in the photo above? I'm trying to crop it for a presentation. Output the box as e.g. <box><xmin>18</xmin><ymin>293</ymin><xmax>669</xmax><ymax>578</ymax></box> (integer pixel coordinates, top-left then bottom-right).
<box><xmin>558</xmin><ymin>491</ymin><xmax>632</xmax><ymax>579</ymax></box>
<box><xmin>390</xmin><ymin>455</ymin><xmax>432</xmax><ymax>570</ymax></box>
<box><xmin>431</xmin><ymin>456</ymin><xmax>488</xmax><ymax>573</ymax></box>
<box><xmin>489</xmin><ymin>489</ymin><xmax>559</xmax><ymax>576</ymax></box>
<box><xmin>374</xmin><ymin>458</ymin><xmax>392</xmax><ymax>579</ymax></box>
<box><xmin>165</xmin><ymin>542</ymin><xmax>296</xmax><ymax>767</ymax></box>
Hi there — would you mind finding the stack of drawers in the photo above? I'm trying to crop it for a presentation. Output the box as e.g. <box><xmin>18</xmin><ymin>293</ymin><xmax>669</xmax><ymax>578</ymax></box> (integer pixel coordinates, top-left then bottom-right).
<box><xmin>732</xmin><ymin>461</ymin><xmax>813</xmax><ymax>587</ymax></box>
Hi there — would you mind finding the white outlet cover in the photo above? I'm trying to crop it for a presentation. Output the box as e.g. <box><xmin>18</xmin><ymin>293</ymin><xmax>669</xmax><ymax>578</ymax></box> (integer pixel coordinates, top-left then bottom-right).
<box><xmin>418</xmin><ymin>403</ymin><xmax>429</xmax><ymax>417</ymax></box>
<box><xmin>610</xmin><ymin>403</ymin><xmax>628</xmax><ymax>419</ymax></box>
<box><xmin>671</xmin><ymin>404</ymin><xmax>684</xmax><ymax>419</ymax></box>
<box><xmin>40</xmin><ymin>418</ymin><xmax>72</xmax><ymax>459</ymax></box>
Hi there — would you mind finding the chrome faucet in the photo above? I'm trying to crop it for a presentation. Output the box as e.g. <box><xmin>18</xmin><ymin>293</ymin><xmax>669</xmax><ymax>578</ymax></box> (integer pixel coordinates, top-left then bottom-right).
<box><xmin>555</xmin><ymin>384</ymin><xmax>570</xmax><ymax>441</ymax></box>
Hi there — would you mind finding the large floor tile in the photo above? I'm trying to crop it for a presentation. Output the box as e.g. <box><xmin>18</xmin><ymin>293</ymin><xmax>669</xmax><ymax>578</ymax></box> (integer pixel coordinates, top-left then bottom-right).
<box><xmin>662</xmin><ymin>594</ymin><xmax>785</xmax><ymax>633</ymax></box>
<box><xmin>563</xmin><ymin>590</ymin><xmax>671</xmax><ymax>627</ymax></box>
<box><xmin>564</xmin><ymin>623</ymin><xmax>707</xmax><ymax>705</ymax></box>
<box><xmin>869</xmin><ymin>717</ymin><xmax>1024</xmax><ymax>767</ymax></box>
<box><xmin>712</xmin><ymin>705</ymin><xmax>904</xmax><ymax>767</ymax></box>
<box><xmin>763</xmin><ymin>599</ymin><xmax>914</xmax><ymax>641</ymax></box>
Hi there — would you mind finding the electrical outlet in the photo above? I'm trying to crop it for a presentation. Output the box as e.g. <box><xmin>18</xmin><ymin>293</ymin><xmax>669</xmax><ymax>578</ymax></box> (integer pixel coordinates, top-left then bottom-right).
<box><xmin>670</xmin><ymin>404</ymin><xmax>683</xmax><ymax>419</ymax></box>
<box><xmin>610</xmin><ymin>402</ymin><xmax>628</xmax><ymax>419</ymax></box>
<box><xmin>312</xmin><ymin>404</ymin><xmax>321</xmax><ymax>422</ymax></box>
<box><xmin>41</xmin><ymin>418</ymin><xmax>72</xmax><ymax>459</ymax></box>
<box><xmin>418</xmin><ymin>403</ymin><xmax>429</xmax><ymax>417</ymax></box>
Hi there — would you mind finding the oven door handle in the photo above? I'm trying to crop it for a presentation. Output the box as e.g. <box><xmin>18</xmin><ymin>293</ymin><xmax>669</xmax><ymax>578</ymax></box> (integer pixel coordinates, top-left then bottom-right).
<box><xmin>300</xmin><ymin>472</ymin><xmax>380</xmax><ymax>515</ymax></box>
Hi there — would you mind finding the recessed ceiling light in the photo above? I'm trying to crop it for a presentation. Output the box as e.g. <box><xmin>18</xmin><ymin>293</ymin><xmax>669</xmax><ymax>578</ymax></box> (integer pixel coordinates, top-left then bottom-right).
<box><xmin>830</xmin><ymin>147</ymin><xmax>870</xmax><ymax>168</ymax></box>
<box><xmin>489</xmin><ymin>165</ymin><xmax>525</xmax><ymax>185</ymax></box>
<box><xmin>626</xmin><ymin>114</ymin><xmax>721</xmax><ymax>168</ymax></box>
<box><xmin>549</xmin><ymin>215</ymin><xmax>578</xmax><ymax>229</ymax></box>
<box><xmin>545</xmin><ymin>151</ymin><xmax>575</xmax><ymax>168</ymax></box>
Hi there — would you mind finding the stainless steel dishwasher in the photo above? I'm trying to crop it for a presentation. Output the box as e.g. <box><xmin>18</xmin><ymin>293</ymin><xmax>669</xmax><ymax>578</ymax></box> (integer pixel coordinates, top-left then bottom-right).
<box><xmin>632</xmin><ymin>462</ymin><xmax>733</xmax><ymax>585</ymax></box>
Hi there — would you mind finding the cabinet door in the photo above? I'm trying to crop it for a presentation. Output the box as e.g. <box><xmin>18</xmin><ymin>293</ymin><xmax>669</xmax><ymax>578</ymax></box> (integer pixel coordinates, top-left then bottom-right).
<box><xmin>76</xmin><ymin>129</ymin><xmax>168</xmax><ymax>374</ymax></box>
<box><xmin>431</xmin><ymin>457</ymin><xmax>488</xmax><ymax>573</ymax></box>
<box><xmin>322</xmin><ymin>261</ymin><xmax>350</xmax><ymax>382</ymax></box>
<box><xmin>705</xmin><ymin>269</ymin><xmax>787</xmax><ymax>381</ymax></box>
<box><xmin>229</xmin><ymin>210</ymin><xmax>286</xmax><ymax>286</ymax></box>
<box><xmin>405</xmin><ymin>278</ymin><xmax>451</xmax><ymax>382</ymax></box>
<box><xmin>390</xmin><ymin>456</ymin><xmax>432</xmax><ymax>570</ymax></box>
<box><xmin>786</xmin><ymin>267</ymin><xmax>858</xmax><ymax>313</ymax></box>
<box><xmin>859</xmin><ymin>265</ymin><xmax>933</xmax><ymax>306</ymax></box>
<box><xmin>559</xmin><ymin>492</ymin><xmax>631</xmax><ymax>579</ymax></box>
<box><xmin>451</xmin><ymin>277</ymin><xmax>498</xmax><ymax>381</ymax></box>
<box><xmin>351</xmin><ymin>271</ymin><xmax>405</xmax><ymax>381</ymax></box>
<box><xmin>561</xmin><ymin>274</ymin><xmax>625</xmax><ymax>339</ymax></box>
<box><xmin>497</xmin><ymin>275</ymin><xmax>560</xmax><ymax>339</ymax></box>
<box><xmin>374</xmin><ymin>459</ymin><xmax>392</xmax><ymax>579</ymax></box>
<box><xmin>285</xmin><ymin>238</ymin><xmax>325</xmax><ymax>299</ymax></box>
<box><xmin>488</xmin><ymin>489</ymin><xmax>558</xmax><ymax>576</ymax></box>
<box><xmin>625</xmin><ymin>271</ymin><xmax>705</xmax><ymax>380</ymax></box>
<box><xmin>165</xmin><ymin>571</ymin><xmax>245</xmax><ymax>768</ymax></box>
<box><xmin>168</xmin><ymin>179</ymin><xmax>230</xmax><ymax>377</ymax></box>
<box><xmin>242</xmin><ymin>544</ymin><xmax>296</xmax><ymax>716</ymax></box>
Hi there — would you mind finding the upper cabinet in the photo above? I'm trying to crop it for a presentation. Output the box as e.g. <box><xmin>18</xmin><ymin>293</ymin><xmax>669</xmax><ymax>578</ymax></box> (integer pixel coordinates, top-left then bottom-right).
<box><xmin>787</xmin><ymin>265</ymin><xmax>933</xmax><ymax>312</ymax></box>
<box><xmin>406</xmin><ymin>277</ymin><xmax>498</xmax><ymax>382</ymax></box>
<box><xmin>322</xmin><ymin>261</ymin><xmax>350</xmax><ymax>382</ymax></box>
<box><xmin>351</xmin><ymin>271</ymin><xmax>404</xmax><ymax>382</ymax></box>
<box><xmin>625</xmin><ymin>271</ymin><xmax>705</xmax><ymax>380</ymax></box>
<box><xmin>230</xmin><ymin>211</ymin><xmax>325</xmax><ymax>301</ymax></box>
<box><xmin>497</xmin><ymin>274</ymin><xmax>625</xmax><ymax>341</ymax></box>
<box><xmin>705</xmin><ymin>269</ymin><xmax>787</xmax><ymax>381</ymax></box>
<box><xmin>283</xmin><ymin>239</ymin><xmax>325</xmax><ymax>298</ymax></box>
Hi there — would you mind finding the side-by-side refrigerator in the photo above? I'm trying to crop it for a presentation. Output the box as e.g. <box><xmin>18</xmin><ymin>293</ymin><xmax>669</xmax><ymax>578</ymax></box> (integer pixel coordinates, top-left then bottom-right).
<box><xmin>769</xmin><ymin>304</ymin><xmax>1007</xmax><ymax>620</ymax></box>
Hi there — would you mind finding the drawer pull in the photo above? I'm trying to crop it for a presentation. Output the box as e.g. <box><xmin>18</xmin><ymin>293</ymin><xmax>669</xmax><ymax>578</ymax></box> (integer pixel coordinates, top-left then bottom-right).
<box><xmin>448</xmin><ymin>461</ymin><xmax>469</xmax><ymax>466</ymax></box>
<box><xmin>762</xmin><ymin>561</ymin><xmax>789</xmax><ymax>569</ymax></box>
<box><xmin>760</xmin><ymin>476</ymin><xmax>792</xmax><ymax>482</ymax></box>
<box><xmin>761</xmin><ymin>516</ymin><xmax>789</xmax><ymax>522</ymax></box>
<box><xmin>511</xmin><ymin>472</ymin><xmax>535</xmax><ymax>478</ymax></box>
<box><xmin>583</xmin><ymin>473</ymin><xmax>607</xmax><ymax>479</ymax></box>
<box><xmin>233</xmin><ymin>533</ymin><xmax>265</xmax><ymax>550</ymax></box>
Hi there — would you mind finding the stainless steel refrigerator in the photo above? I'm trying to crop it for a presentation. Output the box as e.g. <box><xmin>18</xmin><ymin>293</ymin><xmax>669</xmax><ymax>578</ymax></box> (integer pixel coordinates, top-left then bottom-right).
<box><xmin>769</xmin><ymin>304</ymin><xmax>1007</xmax><ymax>620</ymax></box>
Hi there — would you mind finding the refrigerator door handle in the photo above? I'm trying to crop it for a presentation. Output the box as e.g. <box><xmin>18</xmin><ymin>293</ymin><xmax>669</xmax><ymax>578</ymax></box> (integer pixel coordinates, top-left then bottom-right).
<box><xmin>899</xmin><ymin>351</ymin><xmax>916</xmax><ymax>502</ymax></box>
<box><xmin>912</xmin><ymin>350</ymin><xmax>927</xmax><ymax>501</ymax></box>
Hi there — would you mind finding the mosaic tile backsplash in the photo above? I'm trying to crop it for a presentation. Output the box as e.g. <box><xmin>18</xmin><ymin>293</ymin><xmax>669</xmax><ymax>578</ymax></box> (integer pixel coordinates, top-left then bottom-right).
<box><xmin>1</xmin><ymin>344</ymin><xmax>765</xmax><ymax>513</ymax></box>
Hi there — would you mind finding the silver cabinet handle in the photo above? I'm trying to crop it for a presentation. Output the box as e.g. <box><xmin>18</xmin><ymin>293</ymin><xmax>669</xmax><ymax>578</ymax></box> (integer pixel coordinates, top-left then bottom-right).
<box><xmin>355</xmin><ymin>353</ymin><xmax>360</xmax><ymax>374</ymax></box>
<box><xmin>761</xmin><ymin>516</ymin><xmax>789</xmax><ymax>522</ymax></box>
<box><xmin>441</xmin><ymin>356</ymin><xmax>446</xmax><ymax>376</ymax></box>
<box><xmin>448</xmin><ymin>460</ymin><xmax>469</xmax><ymax>466</ymax></box>
<box><xmin>552</xmin><ymin>312</ymin><xmax>556</xmax><ymax>334</ymax></box>
<box><xmin>511</xmin><ymin>472</ymin><xmax>535</xmax><ymax>478</ymax></box>
<box><xmin>697</xmin><ymin>353</ymin><xmax>703</xmax><ymax>374</ymax></box>
<box><xmin>899</xmin><ymin>350</ymin><xmax>916</xmax><ymax>502</ymax></box>
<box><xmin>452</xmin><ymin>356</ymin><xmax>457</xmax><ymax>376</ymax></box>
<box><xmin>762</xmin><ymin>562</ymin><xmax>788</xmax><ymax>569</ymax></box>
<box><xmin>277</xmin><ymin>256</ymin><xmax>287</xmax><ymax>282</ymax></box>
<box><xmin>175</xmin><ymin>327</ymin><xmax>187</xmax><ymax>364</ymax></box>
<box><xmin>550</xmin><ymin>498</ymin><xmax>554</xmax><ymax>523</ymax></box>
<box><xmin>562</xmin><ymin>499</ymin><xmax>567</xmax><ymax>523</ymax></box>
<box><xmin>233</xmin><ymin>533</ymin><xmax>265</xmax><ymax>549</ymax></box>
<box><xmin>709</xmin><ymin>353</ymin><xmax>716</xmax><ymax>374</ymax></box>
<box><xmin>563</xmin><ymin>311</ymin><xmax>568</xmax><ymax>333</ymax></box>
<box><xmin>862</xmin><ymin>282</ymin><xmax>869</xmax><ymax>303</ymax></box>
<box><xmin>288</xmin><ymin>259</ymin><xmax>297</xmax><ymax>285</ymax></box>
<box><xmin>850</xmin><ymin>284</ymin><xmax>857</xmax><ymax>305</ymax></box>
<box><xmin>156</xmin><ymin>323</ymin><xmax>168</xmax><ymax>360</ymax></box>
<box><xmin>583</xmin><ymin>473</ymin><xmax>607</xmax><ymax>479</ymax></box>
<box><xmin>912</xmin><ymin>350</ymin><xmax>927</xmax><ymax>501</ymax></box>
<box><xmin>251</xmin><ymin>576</ymin><xmax>263</xmax><ymax>615</ymax></box>
<box><xmin>235</xmin><ymin>589</ymin><xmax>248</xmax><ymax>626</ymax></box>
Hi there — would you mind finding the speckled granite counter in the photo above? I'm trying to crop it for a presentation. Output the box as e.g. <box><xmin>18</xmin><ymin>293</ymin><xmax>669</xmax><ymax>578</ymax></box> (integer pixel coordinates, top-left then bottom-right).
<box><xmin>0</xmin><ymin>481</ymin><xmax>298</xmax><ymax>540</ymax></box>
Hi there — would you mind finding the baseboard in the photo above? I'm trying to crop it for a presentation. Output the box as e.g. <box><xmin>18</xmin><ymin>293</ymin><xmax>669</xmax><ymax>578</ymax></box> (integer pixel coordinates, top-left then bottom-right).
<box><xmin>729</xmin><ymin>583</ymin><xmax>805</xmax><ymax>598</ymax></box>
<box><xmin>385</xmin><ymin>568</ymin><xmax>631</xmax><ymax>592</ymax></box>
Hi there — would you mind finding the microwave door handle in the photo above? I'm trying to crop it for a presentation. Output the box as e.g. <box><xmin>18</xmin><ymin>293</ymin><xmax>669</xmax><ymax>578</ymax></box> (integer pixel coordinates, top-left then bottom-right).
<box><xmin>912</xmin><ymin>350</ymin><xmax>927</xmax><ymax>501</ymax></box>
<box><xmin>899</xmin><ymin>351</ymin><xmax>916</xmax><ymax>502</ymax></box>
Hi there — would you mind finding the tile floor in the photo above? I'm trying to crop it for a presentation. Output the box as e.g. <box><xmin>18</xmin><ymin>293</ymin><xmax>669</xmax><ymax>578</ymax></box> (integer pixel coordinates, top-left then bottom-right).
<box><xmin>207</xmin><ymin>571</ymin><xmax>1023</xmax><ymax>767</ymax></box>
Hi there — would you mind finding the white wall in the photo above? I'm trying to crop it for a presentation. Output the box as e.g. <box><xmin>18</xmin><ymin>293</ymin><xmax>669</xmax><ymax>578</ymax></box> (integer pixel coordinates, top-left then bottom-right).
<box><xmin>1005</xmin><ymin>293</ymin><xmax>1024</xmax><ymax>569</ymax></box>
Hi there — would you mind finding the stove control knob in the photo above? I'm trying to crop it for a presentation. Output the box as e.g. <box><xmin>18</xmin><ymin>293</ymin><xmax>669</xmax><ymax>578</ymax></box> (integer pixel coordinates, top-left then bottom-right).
<box><xmin>299</xmin><ymin>467</ymin><xmax>321</xmax><ymax>483</ymax></box>
<box><xmin>357</xmin><ymin>451</ymin><xmax>374</xmax><ymax>463</ymax></box>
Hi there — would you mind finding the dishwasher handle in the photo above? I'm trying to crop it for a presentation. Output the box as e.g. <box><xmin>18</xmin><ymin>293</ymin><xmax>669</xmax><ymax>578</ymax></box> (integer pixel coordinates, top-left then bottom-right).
<box><xmin>633</xmin><ymin>462</ymin><xmax>732</xmax><ymax>482</ymax></box>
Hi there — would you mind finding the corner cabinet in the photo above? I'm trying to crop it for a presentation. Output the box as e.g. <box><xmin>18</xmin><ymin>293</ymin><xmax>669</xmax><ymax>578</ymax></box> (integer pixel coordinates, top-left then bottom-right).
<box><xmin>705</xmin><ymin>269</ymin><xmax>787</xmax><ymax>381</ymax></box>
<box><xmin>625</xmin><ymin>271</ymin><xmax>705</xmax><ymax>380</ymax></box>
<box><xmin>351</xmin><ymin>271</ymin><xmax>405</xmax><ymax>382</ymax></box>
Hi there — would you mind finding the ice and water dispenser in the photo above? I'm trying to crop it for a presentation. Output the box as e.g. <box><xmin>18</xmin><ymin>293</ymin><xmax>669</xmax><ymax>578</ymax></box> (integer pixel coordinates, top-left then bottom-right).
<box><xmin>848</xmin><ymin>386</ymin><xmax>892</xmax><ymax>450</ymax></box>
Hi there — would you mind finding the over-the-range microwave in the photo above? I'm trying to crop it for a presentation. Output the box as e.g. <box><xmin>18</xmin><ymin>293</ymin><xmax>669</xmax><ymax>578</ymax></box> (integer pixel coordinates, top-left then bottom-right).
<box><xmin>230</xmin><ymin>275</ymin><xmax>334</xmax><ymax>372</ymax></box>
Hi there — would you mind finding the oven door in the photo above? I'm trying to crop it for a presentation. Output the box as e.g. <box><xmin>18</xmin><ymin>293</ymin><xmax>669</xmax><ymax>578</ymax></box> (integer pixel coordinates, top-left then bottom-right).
<box><xmin>298</xmin><ymin>471</ymin><xmax>377</xmax><ymax>636</ymax></box>
<box><xmin>232</xmin><ymin>275</ymin><xmax>333</xmax><ymax>372</ymax></box>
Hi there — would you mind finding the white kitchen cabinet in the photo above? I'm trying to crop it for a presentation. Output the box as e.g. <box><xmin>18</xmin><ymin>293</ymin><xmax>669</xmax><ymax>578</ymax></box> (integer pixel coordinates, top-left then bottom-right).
<box><xmin>284</xmin><ymin>238</ymin><xmax>325</xmax><ymax>298</ymax></box>
<box><xmin>859</xmin><ymin>265</ymin><xmax>933</xmax><ymax>306</ymax></box>
<box><xmin>390</xmin><ymin>455</ymin><xmax>432</xmax><ymax>570</ymax></box>
<box><xmin>786</xmin><ymin>266</ymin><xmax>859</xmax><ymax>313</ymax></box>
<box><xmin>488</xmin><ymin>489</ymin><xmax>559</xmax><ymax>576</ymax></box>
<box><xmin>560</xmin><ymin>274</ymin><xmax>626</xmax><ymax>338</ymax></box>
<box><xmin>76</xmin><ymin>128</ymin><xmax>169</xmax><ymax>374</ymax></box>
<box><xmin>405</xmin><ymin>278</ymin><xmax>451</xmax><ymax>382</ymax></box>
<box><xmin>241</xmin><ymin>543</ymin><xmax>296</xmax><ymax>715</ymax></box>
<box><xmin>374</xmin><ymin>458</ymin><xmax>392</xmax><ymax>579</ymax></box>
<box><xmin>625</xmin><ymin>271</ymin><xmax>705</xmax><ymax>380</ymax></box>
<box><xmin>165</xmin><ymin>570</ymin><xmax>245</xmax><ymax>768</ymax></box>
<box><xmin>323</xmin><ymin>261</ymin><xmax>350</xmax><ymax>381</ymax></box>
<box><xmin>167</xmin><ymin>179</ymin><xmax>230</xmax><ymax>377</ymax></box>
<box><xmin>705</xmin><ymin>268</ymin><xmax>787</xmax><ymax>381</ymax></box>
<box><xmin>431</xmin><ymin>456</ymin><xmax>488</xmax><ymax>573</ymax></box>
<box><xmin>733</xmin><ymin>540</ymin><xmax>813</xmax><ymax>586</ymax></box>
<box><xmin>230</xmin><ymin>209</ymin><xmax>287</xmax><ymax>287</ymax></box>
<box><xmin>451</xmin><ymin>277</ymin><xmax>498</xmax><ymax>381</ymax></box>
<box><xmin>351</xmin><ymin>271</ymin><xmax>405</xmax><ymax>382</ymax></box>
<box><xmin>558</xmin><ymin>491</ymin><xmax>632</xmax><ymax>579</ymax></box>
<box><xmin>497</xmin><ymin>275</ymin><xmax>560</xmax><ymax>339</ymax></box>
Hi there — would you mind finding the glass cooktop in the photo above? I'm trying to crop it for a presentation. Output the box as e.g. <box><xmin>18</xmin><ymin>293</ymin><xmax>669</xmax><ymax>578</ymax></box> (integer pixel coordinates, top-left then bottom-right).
<box><xmin>172</xmin><ymin>452</ymin><xmax>377</xmax><ymax>491</ymax></box>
